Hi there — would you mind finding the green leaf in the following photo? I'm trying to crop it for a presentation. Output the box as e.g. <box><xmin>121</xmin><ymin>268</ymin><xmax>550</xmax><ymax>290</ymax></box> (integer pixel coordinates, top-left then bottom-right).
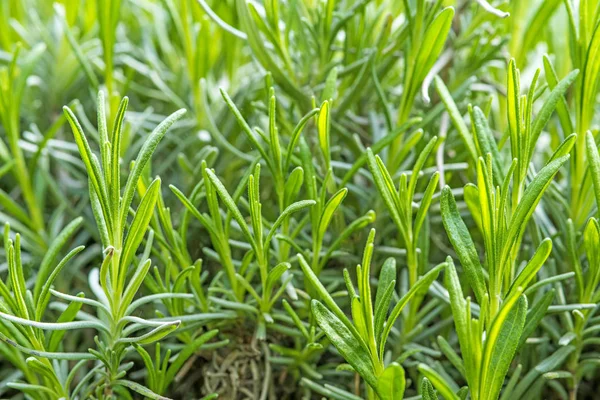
<box><xmin>119</xmin><ymin>108</ymin><xmax>186</xmax><ymax>234</ymax></box>
<box><xmin>440</xmin><ymin>186</ymin><xmax>487</xmax><ymax>303</ymax></box>
<box><xmin>351</xmin><ymin>295</ymin><xmax>368</xmax><ymax>343</ymax></box>
<box><xmin>318</xmin><ymin>188</ymin><xmax>347</xmax><ymax>243</ymax></box>
<box><xmin>548</xmin><ymin>133</ymin><xmax>576</xmax><ymax>163</ymax></box>
<box><xmin>414</xmin><ymin>172</ymin><xmax>440</xmax><ymax>240</ymax></box>
<box><xmin>234</xmin><ymin>0</ymin><xmax>309</xmax><ymax>107</ymax></box>
<box><xmin>434</xmin><ymin>76</ymin><xmax>478</xmax><ymax>162</ymax></box>
<box><xmin>300</xmin><ymin>378</ymin><xmax>363</xmax><ymax>400</ymax></box>
<box><xmin>506</xmin><ymin>238</ymin><xmax>552</xmax><ymax>301</ymax></box>
<box><xmin>7</xmin><ymin>383</ymin><xmax>58</xmax><ymax>398</ymax></box>
<box><xmin>120</xmin><ymin>178</ymin><xmax>161</xmax><ymax>280</ymax></box>
<box><xmin>110</xmin><ymin>96</ymin><xmax>128</xmax><ymax>214</ymax></box>
<box><xmin>132</xmin><ymin>343</ymin><xmax>156</xmax><ymax>389</ymax></box>
<box><xmin>470</xmin><ymin>106</ymin><xmax>503</xmax><ymax>181</ymax></box>
<box><xmin>463</xmin><ymin>184</ymin><xmax>483</xmax><ymax>234</ymax></box>
<box><xmin>33</xmin><ymin>217</ymin><xmax>83</xmax><ymax>301</ymax></box>
<box><xmin>380</xmin><ymin>263</ymin><xmax>445</xmax><ymax>355</ymax></box>
<box><xmin>297</xmin><ymin>254</ymin><xmax>355</xmax><ymax>332</ymax></box>
<box><xmin>480</xmin><ymin>294</ymin><xmax>528</xmax><ymax>400</ymax></box>
<box><xmin>529</xmin><ymin>69</ymin><xmax>579</xmax><ymax>159</ymax></box>
<box><xmin>35</xmin><ymin>246</ymin><xmax>85</xmax><ymax>321</ymax></box>
<box><xmin>118</xmin><ymin>321</ymin><xmax>180</xmax><ymax>345</ymax></box>
<box><xmin>283</xmin><ymin>167</ymin><xmax>304</xmax><ymax>206</ymax></box>
<box><xmin>0</xmin><ymin>330</ymin><xmax>93</xmax><ymax>360</ymax></box>
<box><xmin>63</xmin><ymin>105</ymin><xmax>112</xmax><ymax>231</ymax></box>
<box><xmin>507</xmin><ymin>59</ymin><xmax>521</xmax><ymax>166</ymax></box>
<box><xmin>114</xmin><ymin>379</ymin><xmax>170</xmax><ymax>400</ymax></box>
<box><xmin>518</xmin><ymin>289</ymin><xmax>554</xmax><ymax>349</ymax></box>
<box><xmin>501</xmin><ymin>155</ymin><xmax>569</xmax><ymax>266</ymax></box>
<box><xmin>311</xmin><ymin>300</ymin><xmax>377</xmax><ymax>389</ymax></box>
<box><xmin>7</xmin><ymin>235</ymin><xmax>28</xmax><ymax>318</ymax></box>
<box><xmin>47</xmin><ymin>294</ymin><xmax>85</xmax><ymax>352</ymax></box>
<box><xmin>584</xmin><ymin>217</ymin><xmax>600</xmax><ymax>299</ymax></box>
<box><xmin>119</xmin><ymin>259</ymin><xmax>153</xmax><ymax>317</ymax></box>
<box><xmin>586</xmin><ymin>132</ymin><xmax>600</xmax><ymax>217</ymax></box>
<box><xmin>0</xmin><ymin>189</ymin><xmax>30</xmax><ymax>226</ymax></box>
<box><xmin>265</xmin><ymin>262</ymin><xmax>290</xmax><ymax>298</ymax></box>
<box><xmin>418</xmin><ymin>364</ymin><xmax>459</xmax><ymax>400</ymax></box>
<box><xmin>285</xmin><ymin>110</ymin><xmax>319</xmax><ymax>170</ymax></box>
<box><xmin>444</xmin><ymin>257</ymin><xmax>473</xmax><ymax>380</ymax></box>
<box><xmin>366</xmin><ymin>149</ymin><xmax>405</xmax><ymax>235</ymax></box>
<box><xmin>205</xmin><ymin>168</ymin><xmax>256</xmax><ymax>250</ymax></box>
<box><xmin>374</xmin><ymin>258</ymin><xmax>396</xmax><ymax>342</ymax></box>
<box><xmin>542</xmin><ymin>55</ymin><xmax>574</xmax><ymax>135</ymax></box>
<box><xmin>417</xmin><ymin>7</ymin><xmax>455</xmax><ymax>84</ymax></box>
<box><xmin>421</xmin><ymin>378</ymin><xmax>439</xmax><ymax>400</ymax></box>
<box><xmin>318</xmin><ymin>101</ymin><xmax>331</xmax><ymax>169</ymax></box>
<box><xmin>235</xmin><ymin>273</ymin><xmax>261</xmax><ymax>303</ymax></box>
<box><xmin>408</xmin><ymin>136</ymin><xmax>438</xmax><ymax>202</ymax></box>
<box><xmin>437</xmin><ymin>336</ymin><xmax>466</xmax><ymax>377</ymax></box>
<box><xmin>377</xmin><ymin>362</ymin><xmax>405</xmax><ymax>400</ymax></box>
<box><xmin>580</xmin><ymin>18</ymin><xmax>600</xmax><ymax>133</ymax></box>
<box><xmin>265</xmin><ymin>200</ymin><xmax>315</xmax><ymax>245</ymax></box>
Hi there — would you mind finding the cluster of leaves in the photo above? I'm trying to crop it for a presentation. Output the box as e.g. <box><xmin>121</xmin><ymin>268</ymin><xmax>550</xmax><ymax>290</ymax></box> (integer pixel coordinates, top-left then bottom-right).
<box><xmin>2</xmin><ymin>0</ymin><xmax>600</xmax><ymax>399</ymax></box>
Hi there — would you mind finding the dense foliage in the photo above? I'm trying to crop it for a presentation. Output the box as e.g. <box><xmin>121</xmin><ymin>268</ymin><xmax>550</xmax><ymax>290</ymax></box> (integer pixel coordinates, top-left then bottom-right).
<box><xmin>1</xmin><ymin>0</ymin><xmax>600</xmax><ymax>399</ymax></box>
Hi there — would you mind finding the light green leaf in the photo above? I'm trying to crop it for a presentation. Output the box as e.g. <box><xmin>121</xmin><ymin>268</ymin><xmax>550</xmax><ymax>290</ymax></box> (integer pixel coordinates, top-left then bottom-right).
<box><xmin>110</xmin><ymin>96</ymin><xmax>128</xmax><ymax>214</ymax></box>
<box><xmin>506</xmin><ymin>238</ymin><xmax>552</xmax><ymax>301</ymax></box>
<box><xmin>586</xmin><ymin>132</ymin><xmax>600</xmax><ymax>216</ymax></box>
<box><xmin>377</xmin><ymin>362</ymin><xmax>405</xmax><ymax>400</ymax></box>
<box><xmin>205</xmin><ymin>169</ymin><xmax>256</xmax><ymax>250</ymax></box>
<box><xmin>120</xmin><ymin>178</ymin><xmax>161</xmax><ymax>277</ymax></box>
<box><xmin>119</xmin><ymin>108</ymin><xmax>186</xmax><ymax>233</ymax></box>
<box><xmin>480</xmin><ymin>294</ymin><xmax>528</xmax><ymax>400</ymax></box>
<box><xmin>374</xmin><ymin>258</ymin><xmax>396</xmax><ymax>342</ymax></box>
<box><xmin>265</xmin><ymin>200</ymin><xmax>315</xmax><ymax>245</ymax></box>
<box><xmin>119</xmin><ymin>259</ymin><xmax>153</xmax><ymax>317</ymax></box>
<box><xmin>440</xmin><ymin>186</ymin><xmax>487</xmax><ymax>303</ymax></box>
<box><xmin>318</xmin><ymin>188</ymin><xmax>347</xmax><ymax>242</ymax></box>
<box><xmin>421</xmin><ymin>377</ymin><xmax>439</xmax><ymax>400</ymax></box>
<box><xmin>418</xmin><ymin>364</ymin><xmax>459</xmax><ymax>400</ymax></box>
<box><xmin>548</xmin><ymin>133</ymin><xmax>576</xmax><ymax>163</ymax></box>
<box><xmin>285</xmin><ymin>110</ymin><xmax>320</xmax><ymax>170</ymax></box>
<box><xmin>318</xmin><ymin>101</ymin><xmax>331</xmax><ymax>169</ymax></box>
<box><xmin>63</xmin><ymin>106</ymin><xmax>112</xmax><ymax>230</ymax></box>
<box><xmin>283</xmin><ymin>167</ymin><xmax>304</xmax><ymax>206</ymax></box>
<box><xmin>417</xmin><ymin>7</ymin><xmax>455</xmax><ymax>84</ymax></box>
<box><xmin>414</xmin><ymin>172</ymin><xmax>439</xmax><ymax>240</ymax></box>
<box><xmin>311</xmin><ymin>300</ymin><xmax>377</xmax><ymax>389</ymax></box>
<box><xmin>265</xmin><ymin>262</ymin><xmax>290</xmax><ymax>298</ymax></box>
